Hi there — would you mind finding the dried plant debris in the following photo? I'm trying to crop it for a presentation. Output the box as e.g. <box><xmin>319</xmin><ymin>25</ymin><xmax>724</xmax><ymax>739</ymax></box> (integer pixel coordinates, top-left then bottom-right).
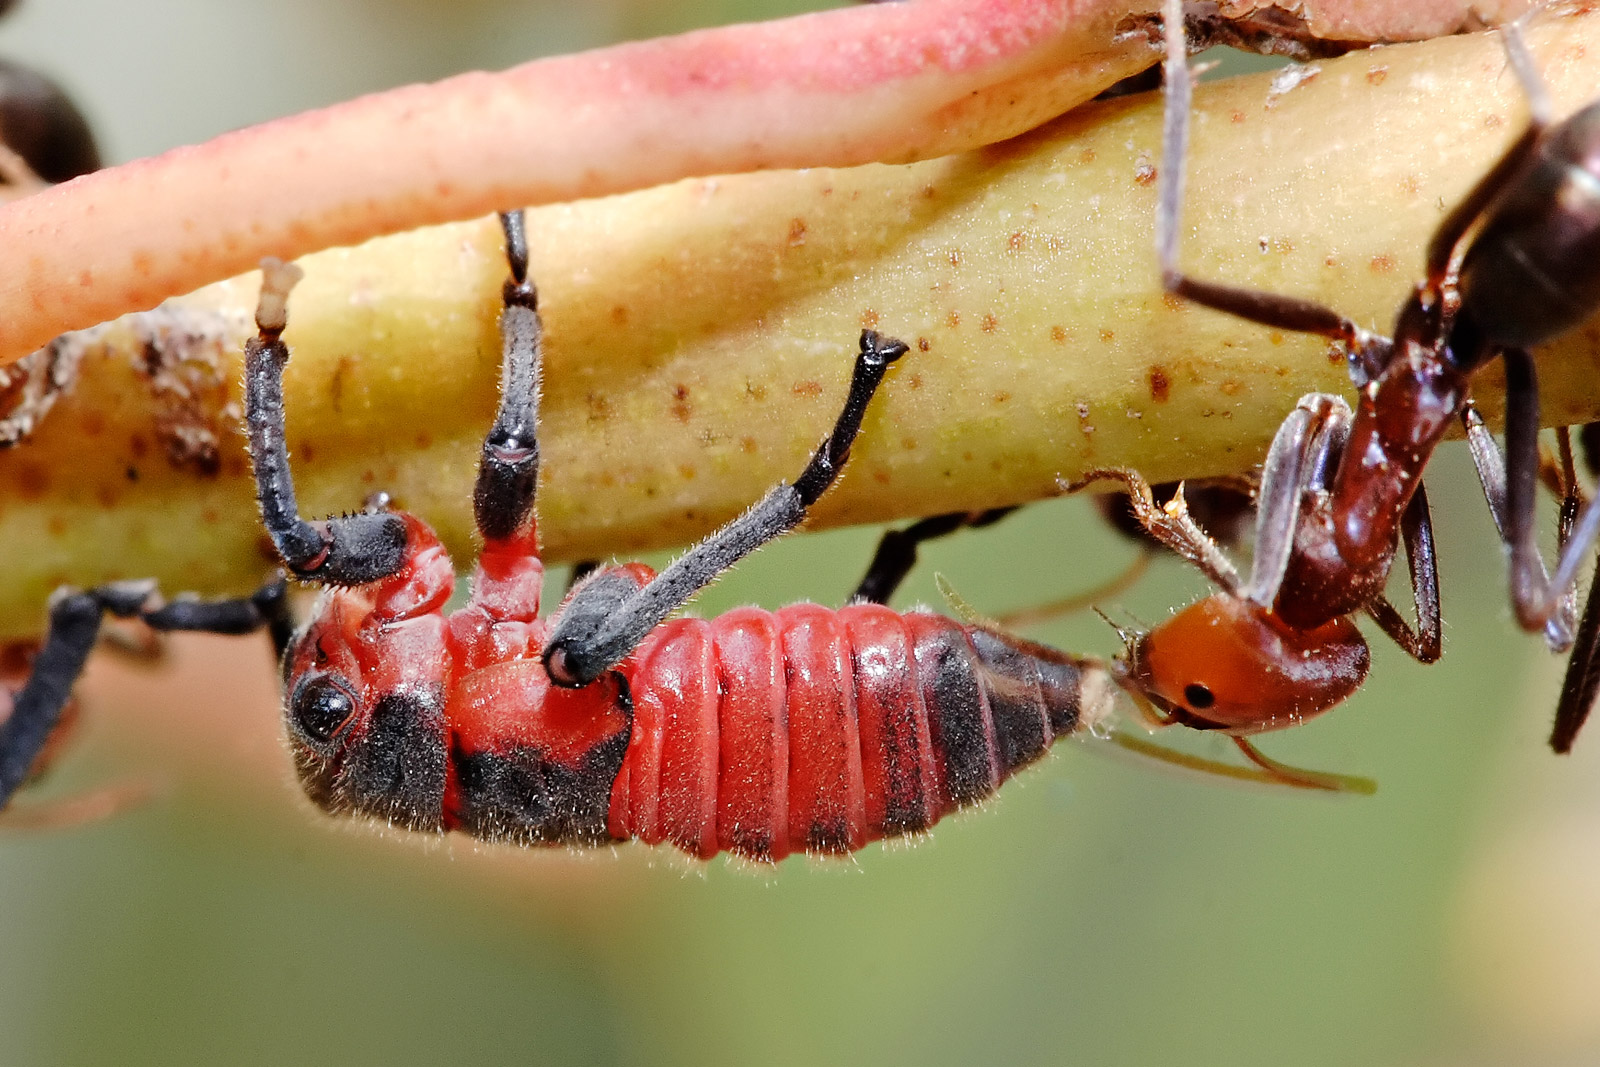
<box><xmin>127</xmin><ymin>306</ymin><xmax>242</xmax><ymax>477</ymax></box>
<box><xmin>1117</xmin><ymin>1</ymin><xmax>1514</xmax><ymax>61</ymax></box>
<box><xmin>0</xmin><ymin>335</ymin><xmax>84</xmax><ymax>447</ymax></box>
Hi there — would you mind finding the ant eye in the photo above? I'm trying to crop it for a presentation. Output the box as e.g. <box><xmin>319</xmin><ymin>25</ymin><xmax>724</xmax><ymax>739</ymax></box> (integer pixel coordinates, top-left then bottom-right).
<box><xmin>291</xmin><ymin>675</ymin><xmax>358</xmax><ymax>744</ymax></box>
<box><xmin>1183</xmin><ymin>683</ymin><xmax>1216</xmax><ymax>710</ymax></box>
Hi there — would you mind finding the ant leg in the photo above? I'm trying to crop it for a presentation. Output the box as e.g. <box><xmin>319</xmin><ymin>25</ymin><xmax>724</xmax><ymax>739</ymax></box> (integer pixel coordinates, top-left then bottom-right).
<box><xmin>1362</xmin><ymin>483</ymin><xmax>1442</xmax><ymax>663</ymax></box>
<box><xmin>850</xmin><ymin>507</ymin><xmax>1016</xmax><ymax>605</ymax></box>
<box><xmin>1547</xmin><ymin>424</ymin><xmax>1600</xmax><ymax>751</ymax></box>
<box><xmin>1067</xmin><ymin>469</ymin><xmax>1243</xmax><ymax>595</ymax></box>
<box><xmin>543</xmin><ymin>330</ymin><xmax>910</xmax><ymax>687</ymax></box>
<box><xmin>1156</xmin><ymin>0</ymin><xmax>1391</xmax><ymax>386</ymax></box>
<box><xmin>1244</xmin><ymin>393</ymin><xmax>1350</xmax><ymax>607</ymax></box>
<box><xmin>1552</xmin><ymin>570</ymin><xmax>1600</xmax><ymax>753</ymax></box>
<box><xmin>243</xmin><ymin>260</ymin><xmax>409</xmax><ymax>586</ymax></box>
<box><xmin>0</xmin><ymin>579</ymin><xmax>290</xmax><ymax>809</ymax></box>
<box><xmin>1423</xmin><ymin>21</ymin><xmax>1551</xmax><ymax>283</ymax></box>
<box><xmin>1472</xmin><ymin>349</ymin><xmax>1581</xmax><ymax>646</ymax></box>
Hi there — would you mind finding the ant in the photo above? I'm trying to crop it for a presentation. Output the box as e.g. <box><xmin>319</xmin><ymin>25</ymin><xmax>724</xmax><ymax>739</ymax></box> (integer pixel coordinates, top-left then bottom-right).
<box><xmin>1098</xmin><ymin>0</ymin><xmax>1600</xmax><ymax>777</ymax></box>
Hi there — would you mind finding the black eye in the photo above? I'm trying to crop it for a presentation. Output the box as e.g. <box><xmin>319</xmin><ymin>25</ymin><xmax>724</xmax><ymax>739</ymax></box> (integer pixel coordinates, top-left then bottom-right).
<box><xmin>1184</xmin><ymin>683</ymin><xmax>1215</xmax><ymax>710</ymax></box>
<box><xmin>291</xmin><ymin>675</ymin><xmax>358</xmax><ymax>744</ymax></box>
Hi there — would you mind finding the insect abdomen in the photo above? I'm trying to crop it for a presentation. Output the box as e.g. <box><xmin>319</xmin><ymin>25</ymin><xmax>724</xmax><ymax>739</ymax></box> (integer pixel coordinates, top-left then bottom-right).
<box><xmin>608</xmin><ymin>603</ymin><xmax>1105</xmax><ymax>862</ymax></box>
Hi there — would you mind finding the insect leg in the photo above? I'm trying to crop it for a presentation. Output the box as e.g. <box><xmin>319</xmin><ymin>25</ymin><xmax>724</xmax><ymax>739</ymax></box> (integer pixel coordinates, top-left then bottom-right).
<box><xmin>1067</xmin><ymin>468</ymin><xmax>1242</xmax><ymax>595</ymax></box>
<box><xmin>1465</xmin><ymin>348</ymin><xmax>1583</xmax><ymax>648</ymax></box>
<box><xmin>474</xmin><ymin>210</ymin><xmax>543</xmax><ymax>547</ymax></box>
<box><xmin>1362</xmin><ymin>483</ymin><xmax>1442</xmax><ymax>663</ymax></box>
<box><xmin>0</xmin><ymin>579</ymin><xmax>290</xmax><ymax>808</ymax></box>
<box><xmin>1156</xmin><ymin>0</ymin><xmax>1390</xmax><ymax>385</ymax></box>
<box><xmin>243</xmin><ymin>260</ymin><xmax>409</xmax><ymax>586</ymax></box>
<box><xmin>543</xmin><ymin>330</ymin><xmax>909</xmax><ymax>687</ymax></box>
<box><xmin>1549</xmin><ymin>422</ymin><xmax>1600</xmax><ymax>752</ymax></box>
<box><xmin>849</xmin><ymin>507</ymin><xmax>1016</xmax><ymax>605</ymax></box>
<box><xmin>1243</xmin><ymin>393</ymin><xmax>1350</xmax><ymax>607</ymax></box>
<box><xmin>1552</xmin><ymin>571</ymin><xmax>1600</xmax><ymax>753</ymax></box>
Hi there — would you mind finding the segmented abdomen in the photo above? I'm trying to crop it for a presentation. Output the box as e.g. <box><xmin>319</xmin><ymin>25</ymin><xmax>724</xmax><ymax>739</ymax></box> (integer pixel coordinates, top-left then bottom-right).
<box><xmin>608</xmin><ymin>602</ymin><xmax>1105</xmax><ymax>861</ymax></box>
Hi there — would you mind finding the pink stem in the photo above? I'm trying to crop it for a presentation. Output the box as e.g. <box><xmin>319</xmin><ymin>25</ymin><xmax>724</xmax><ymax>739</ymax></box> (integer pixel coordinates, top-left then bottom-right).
<box><xmin>0</xmin><ymin>0</ymin><xmax>1155</xmax><ymax>365</ymax></box>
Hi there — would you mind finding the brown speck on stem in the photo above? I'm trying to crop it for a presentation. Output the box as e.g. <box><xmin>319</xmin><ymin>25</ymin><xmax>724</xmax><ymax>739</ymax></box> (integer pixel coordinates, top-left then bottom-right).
<box><xmin>1148</xmin><ymin>367</ymin><xmax>1171</xmax><ymax>403</ymax></box>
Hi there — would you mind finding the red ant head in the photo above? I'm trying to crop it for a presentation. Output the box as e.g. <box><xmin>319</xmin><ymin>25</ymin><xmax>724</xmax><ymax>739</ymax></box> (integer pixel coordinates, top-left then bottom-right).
<box><xmin>1112</xmin><ymin>593</ymin><xmax>1370</xmax><ymax>735</ymax></box>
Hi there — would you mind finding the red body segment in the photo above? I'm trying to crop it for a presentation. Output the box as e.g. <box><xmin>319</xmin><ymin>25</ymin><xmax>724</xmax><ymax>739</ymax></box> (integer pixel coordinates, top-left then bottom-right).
<box><xmin>282</xmin><ymin>515</ymin><xmax>1110</xmax><ymax>861</ymax></box>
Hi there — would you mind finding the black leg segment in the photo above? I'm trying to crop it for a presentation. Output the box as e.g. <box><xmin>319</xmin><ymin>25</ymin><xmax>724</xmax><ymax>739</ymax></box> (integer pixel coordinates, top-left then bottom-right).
<box><xmin>543</xmin><ymin>330</ymin><xmax>909</xmax><ymax>688</ymax></box>
<box><xmin>850</xmin><ymin>507</ymin><xmax>1016</xmax><ymax>605</ymax></box>
<box><xmin>244</xmin><ymin>259</ymin><xmax>408</xmax><ymax>586</ymax></box>
<box><xmin>474</xmin><ymin>210</ymin><xmax>544</xmax><ymax>543</ymax></box>
<box><xmin>0</xmin><ymin>578</ymin><xmax>290</xmax><ymax>809</ymax></box>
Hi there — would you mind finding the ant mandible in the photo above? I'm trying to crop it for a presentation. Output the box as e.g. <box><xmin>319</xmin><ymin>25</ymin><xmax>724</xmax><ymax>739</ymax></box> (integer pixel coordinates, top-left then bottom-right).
<box><xmin>1102</xmin><ymin>0</ymin><xmax>1600</xmax><ymax>771</ymax></box>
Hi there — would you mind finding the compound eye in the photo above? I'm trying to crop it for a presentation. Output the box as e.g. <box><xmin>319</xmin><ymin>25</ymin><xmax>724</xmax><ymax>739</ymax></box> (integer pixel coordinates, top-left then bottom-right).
<box><xmin>1183</xmin><ymin>683</ymin><xmax>1216</xmax><ymax>711</ymax></box>
<box><xmin>290</xmin><ymin>674</ymin><xmax>359</xmax><ymax>745</ymax></box>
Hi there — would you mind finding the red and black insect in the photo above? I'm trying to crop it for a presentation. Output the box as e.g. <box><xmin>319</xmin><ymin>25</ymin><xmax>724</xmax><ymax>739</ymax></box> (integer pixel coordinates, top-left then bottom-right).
<box><xmin>1097</xmin><ymin>2</ymin><xmax>1600</xmax><ymax>777</ymax></box>
<box><xmin>232</xmin><ymin>211</ymin><xmax>1130</xmax><ymax>861</ymax></box>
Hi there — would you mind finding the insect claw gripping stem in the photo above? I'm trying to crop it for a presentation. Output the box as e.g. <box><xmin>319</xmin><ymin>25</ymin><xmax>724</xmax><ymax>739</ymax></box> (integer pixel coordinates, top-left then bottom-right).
<box><xmin>542</xmin><ymin>330</ymin><xmax>910</xmax><ymax>688</ymax></box>
<box><xmin>244</xmin><ymin>258</ymin><xmax>409</xmax><ymax>586</ymax></box>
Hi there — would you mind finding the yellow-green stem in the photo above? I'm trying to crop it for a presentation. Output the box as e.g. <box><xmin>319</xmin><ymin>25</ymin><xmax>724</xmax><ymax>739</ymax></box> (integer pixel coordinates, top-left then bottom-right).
<box><xmin>2</xmin><ymin>12</ymin><xmax>1598</xmax><ymax>637</ymax></box>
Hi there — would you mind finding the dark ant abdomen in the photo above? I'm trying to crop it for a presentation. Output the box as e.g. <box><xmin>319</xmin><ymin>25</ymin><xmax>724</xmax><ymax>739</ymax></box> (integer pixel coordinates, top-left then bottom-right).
<box><xmin>1457</xmin><ymin>103</ymin><xmax>1600</xmax><ymax>349</ymax></box>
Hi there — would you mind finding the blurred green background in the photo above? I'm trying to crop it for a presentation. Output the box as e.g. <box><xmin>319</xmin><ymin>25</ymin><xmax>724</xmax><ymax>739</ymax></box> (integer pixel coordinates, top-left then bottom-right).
<box><xmin>4</xmin><ymin>1</ymin><xmax>1600</xmax><ymax>1064</ymax></box>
